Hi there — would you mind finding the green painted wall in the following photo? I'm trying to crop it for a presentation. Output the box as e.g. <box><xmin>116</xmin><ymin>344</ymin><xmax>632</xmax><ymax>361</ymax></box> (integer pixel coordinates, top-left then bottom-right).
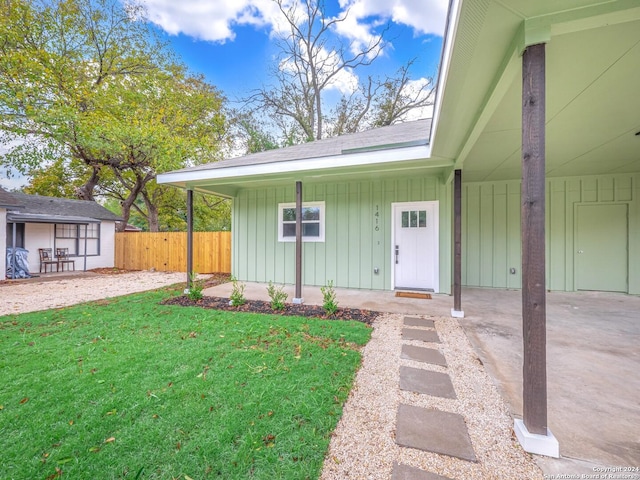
<box><xmin>232</xmin><ymin>176</ymin><xmax>452</xmax><ymax>293</ymax></box>
<box><xmin>462</xmin><ymin>173</ymin><xmax>640</xmax><ymax>294</ymax></box>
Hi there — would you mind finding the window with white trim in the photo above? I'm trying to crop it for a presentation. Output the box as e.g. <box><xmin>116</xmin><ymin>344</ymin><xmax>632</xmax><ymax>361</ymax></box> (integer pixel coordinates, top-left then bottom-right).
<box><xmin>278</xmin><ymin>201</ymin><xmax>325</xmax><ymax>242</ymax></box>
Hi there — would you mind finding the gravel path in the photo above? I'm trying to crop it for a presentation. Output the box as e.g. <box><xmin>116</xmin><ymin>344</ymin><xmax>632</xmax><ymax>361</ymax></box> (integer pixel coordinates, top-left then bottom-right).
<box><xmin>321</xmin><ymin>313</ymin><xmax>543</xmax><ymax>479</ymax></box>
<box><xmin>0</xmin><ymin>271</ymin><xmax>186</xmax><ymax>316</ymax></box>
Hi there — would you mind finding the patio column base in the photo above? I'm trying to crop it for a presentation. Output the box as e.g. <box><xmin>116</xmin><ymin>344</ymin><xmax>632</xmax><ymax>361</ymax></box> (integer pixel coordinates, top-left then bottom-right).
<box><xmin>292</xmin><ymin>297</ymin><xmax>304</xmax><ymax>305</ymax></box>
<box><xmin>451</xmin><ymin>309</ymin><xmax>465</xmax><ymax>318</ymax></box>
<box><xmin>514</xmin><ymin>419</ymin><xmax>559</xmax><ymax>458</ymax></box>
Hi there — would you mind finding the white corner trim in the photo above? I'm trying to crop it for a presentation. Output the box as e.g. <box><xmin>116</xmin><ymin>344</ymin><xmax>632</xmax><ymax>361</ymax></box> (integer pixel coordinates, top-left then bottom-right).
<box><xmin>451</xmin><ymin>309</ymin><xmax>465</xmax><ymax>318</ymax></box>
<box><xmin>429</xmin><ymin>0</ymin><xmax>463</xmax><ymax>150</ymax></box>
<box><xmin>514</xmin><ymin>419</ymin><xmax>560</xmax><ymax>458</ymax></box>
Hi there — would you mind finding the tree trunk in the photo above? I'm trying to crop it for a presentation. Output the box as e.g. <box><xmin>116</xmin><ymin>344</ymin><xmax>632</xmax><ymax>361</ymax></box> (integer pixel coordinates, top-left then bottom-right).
<box><xmin>145</xmin><ymin>200</ymin><xmax>160</xmax><ymax>232</ymax></box>
<box><xmin>75</xmin><ymin>165</ymin><xmax>101</xmax><ymax>201</ymax></box>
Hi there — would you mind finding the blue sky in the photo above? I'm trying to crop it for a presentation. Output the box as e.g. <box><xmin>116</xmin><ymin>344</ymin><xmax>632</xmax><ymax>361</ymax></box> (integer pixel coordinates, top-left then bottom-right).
<box><xmin>144</xmin><ymin>0</ymin><xmax>448</xmax><ymax>103</ymax></box>
<box><xmin>0</xmin><ymin>0</ymin><xmax>448</xmax><ymax>190</ymax></box>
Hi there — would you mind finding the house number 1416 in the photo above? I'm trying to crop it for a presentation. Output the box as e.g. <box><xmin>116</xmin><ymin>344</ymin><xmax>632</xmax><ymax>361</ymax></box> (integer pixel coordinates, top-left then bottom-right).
<box><xmin>374</xmin><ymin>205</ymin><xmax>380</xmax><ymax>231</ymax></box>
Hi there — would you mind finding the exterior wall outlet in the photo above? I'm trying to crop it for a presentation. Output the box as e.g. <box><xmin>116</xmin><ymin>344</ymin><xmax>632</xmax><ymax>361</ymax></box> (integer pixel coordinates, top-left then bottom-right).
<box><xmin>510</xmin><ymin>267</ymin><xmax>517</xmax><ymax>274</ymax></box>
<box><xmin>374</xmin><ymin>267</ymin><xmax>379</xmax><ymax>274</ymax></box>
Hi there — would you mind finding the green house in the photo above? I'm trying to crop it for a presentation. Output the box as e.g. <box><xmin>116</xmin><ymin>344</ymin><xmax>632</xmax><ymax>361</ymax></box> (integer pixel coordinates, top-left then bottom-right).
<box><xmin>159</xmin><ymin>0</ymin><xmax>640</xmax><ymax>298</ymax></box>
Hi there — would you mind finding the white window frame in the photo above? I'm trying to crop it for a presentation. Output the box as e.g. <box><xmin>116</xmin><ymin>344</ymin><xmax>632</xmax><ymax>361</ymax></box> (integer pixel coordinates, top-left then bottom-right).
<box><xmin>278</xmin><ymin>201</ymin><xmax>325</xmax><ymax>242</ymax></box>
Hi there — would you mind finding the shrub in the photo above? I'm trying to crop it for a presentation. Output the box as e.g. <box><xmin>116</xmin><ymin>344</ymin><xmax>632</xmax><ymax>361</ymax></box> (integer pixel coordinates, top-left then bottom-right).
<box><xmin>229</xmin><ymin>276</ymin><xmax>246</xmax><ymax>307</ymax></box>
<box><xmin>187</xmin><ymin>272</ymin><xmax>203</xmax><ymax>301</ymax></box>
<box><xmin>320</xmin><ymin>280</ymin><xmax>338</xmax><ymax>316</ymax></box>
<box><xmin>266</xmin><ymin>281</ymin><xmax>288</xmax><ymax>311</ymax></box>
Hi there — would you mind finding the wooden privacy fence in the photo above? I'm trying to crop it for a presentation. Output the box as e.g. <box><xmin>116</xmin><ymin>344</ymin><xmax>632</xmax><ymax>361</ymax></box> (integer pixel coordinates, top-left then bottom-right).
<box><xmin>115</xmin><ymin>232</ymin><xmax>231</xmax><ymax>273</ymax></box>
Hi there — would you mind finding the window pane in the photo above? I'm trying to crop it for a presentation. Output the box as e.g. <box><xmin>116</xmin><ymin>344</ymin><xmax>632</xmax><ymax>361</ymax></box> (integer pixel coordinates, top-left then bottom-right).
<box><xmin>419</xmin><ymin>210</ymin><xmax>427</xmax><ymax>228</ymax></box>
<box><xmin>410</xmin><ymin>210</ymin><xmax>417</xmax><ymax>228</ymax></box>
<box><xmin>402</xmin><ymin>211</ymin><xmax>409</xmax><ymax>228</ymax></box>
<box><xmin>56</xmin><ymin>224</ymin><xmax>78</xmax><ymax>239</ymax></box>
<box><xmin>282</xmin><ymin>208</ymin><xmax>296</xmax><ymax>222</ymax></box>
<box><xmin>283</xmin><ymin>223</ymin><xmax>296</xmax><ymax>237</ymax></box>
<box><xmin>56</xmin><ymin>238</ymin><xmax>77</xmax><ymax>256</ymax></box>
<box><xmin>302</xmin><ymin>207</ymin><xmax>320</xmax><ymax>221</ymax></box>
<box><xmin>302</xmin><ymin>223</ymin><xmax>320</xmax><ymax>237</ymax></box>
<box><xmin>84</xmin><ymin>224</ymin><xmax>99</xmax><ymax>238</ymax></box>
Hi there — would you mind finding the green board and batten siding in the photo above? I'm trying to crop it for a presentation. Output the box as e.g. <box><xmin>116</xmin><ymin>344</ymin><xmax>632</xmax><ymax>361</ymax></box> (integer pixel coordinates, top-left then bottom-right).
<box><xmin>232</xmin><ymin>176</ymin><xmax>452</xmax><ymax>293</ymax></box>
<box><xmin>462</xmin><ymin>173</ymin><xmax>640</xmax><ymax>294</ymax></box>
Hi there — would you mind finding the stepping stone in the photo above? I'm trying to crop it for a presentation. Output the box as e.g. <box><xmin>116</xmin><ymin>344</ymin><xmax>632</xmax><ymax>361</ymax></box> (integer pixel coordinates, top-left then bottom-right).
<box><xmin>392</xmin><ymin>463</ymin><xmax>453</xmax><ymax>480</ymax></box>
<box><xmin>396</xmin><ymin>404</ymin><xmax>477</xmax><ymax>462</ymax></box>
<box><xmin>404</xmin><ymin>317</ymin><xmax>435</xmax><ymax>328</ymax></box>
<box><xmin>400</xmin><ymin>366</ymin><xmax>457</xmax><ymax>399</ymax></box>
<box><xmin>402</xmin><ymin>328</ymin><xmax>440</xmax><ymax>343</ymax></box>
<box><xmin>401</xmin><ymin>345</ymin><xmax>447</xmax><ymax>367</ymax></box>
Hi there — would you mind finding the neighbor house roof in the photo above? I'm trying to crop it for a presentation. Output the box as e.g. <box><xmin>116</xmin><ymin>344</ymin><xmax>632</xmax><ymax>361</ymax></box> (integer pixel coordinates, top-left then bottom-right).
<box><xmin>158</xmin><ymin>119</ymin><xmax>450</xmax><ymax>197</ymax></box>
<box><xmin>0</xmin><ymin>187</ymin><xmax>23</xmax><ymax>209</ymax></box>
<box><xmin>6</xmin><ymin>192</ymin><xmax>122</xmax><ymax>224</ymax></box>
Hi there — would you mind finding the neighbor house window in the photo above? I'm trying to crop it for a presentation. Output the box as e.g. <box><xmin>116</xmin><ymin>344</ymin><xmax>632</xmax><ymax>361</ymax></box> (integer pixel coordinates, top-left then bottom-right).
<box><xmin>55</xmin><ymin>223</ymin><xmax>100</xmax><ymax>256</ymax></box>
<box><xmin>278</xmin><ymin>202</ymin><xmax>325</xmax><ymax>242</ymax></box>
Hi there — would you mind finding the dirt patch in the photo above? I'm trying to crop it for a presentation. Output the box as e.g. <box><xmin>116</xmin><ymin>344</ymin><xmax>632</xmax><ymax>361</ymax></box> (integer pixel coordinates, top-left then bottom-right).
<box><xmin>88</xmin><ymin>267</ymin><xmax>139</xmax><ymax>275</ymax></box>
<box><xmin>163</xmin><ymin>295</ymin><xmax>380</xmax><ymax>325</ymax></box>
<box><xmin>202</xmin><ymin>273</ymin><xmax>232</xmax><ymax>288</ymax></box>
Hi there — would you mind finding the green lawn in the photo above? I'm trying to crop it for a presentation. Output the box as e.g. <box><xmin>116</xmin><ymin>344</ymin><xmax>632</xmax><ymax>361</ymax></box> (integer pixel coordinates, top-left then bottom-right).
<box><xmin>0</xmin><ymin>286</ymin><xmax>371</xmax><ymax>480</ymax></box>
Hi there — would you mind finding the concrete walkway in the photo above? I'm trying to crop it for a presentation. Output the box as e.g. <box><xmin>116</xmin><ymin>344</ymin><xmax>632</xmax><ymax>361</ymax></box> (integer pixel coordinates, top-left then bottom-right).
<box><xmin>394</xmin><ymin>316</ymin><xmax>475</xmax><ymax>479</ymax></box>
<box><xmin>204</xmin><ymin>282</ymin><xmax>640</xmax><ymax>475</ymax></box>
<box><xmin>459</xmin><ymin>288</ymin><xmax>640</xmax><ymax>474</ymax></box>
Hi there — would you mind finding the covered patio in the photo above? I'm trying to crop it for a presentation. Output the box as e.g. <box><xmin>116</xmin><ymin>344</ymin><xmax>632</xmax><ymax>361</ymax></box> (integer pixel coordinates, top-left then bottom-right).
<box><xmin>204</xmin><ymin>281</ymin><xmax>640</xmax><ymax>473</ymax></box>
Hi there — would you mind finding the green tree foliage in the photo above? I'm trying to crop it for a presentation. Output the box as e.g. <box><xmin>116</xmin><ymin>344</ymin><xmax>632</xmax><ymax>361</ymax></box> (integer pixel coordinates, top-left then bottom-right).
<box><xmin>0</xmin><ymin>0</ymin><xmax>228</xmax><ymax>231</ymax></box>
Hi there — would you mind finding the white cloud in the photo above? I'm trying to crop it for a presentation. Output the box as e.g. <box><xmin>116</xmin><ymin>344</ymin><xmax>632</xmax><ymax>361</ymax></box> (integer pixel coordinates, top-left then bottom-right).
<box><xmin>403</xmin><ymin>77</ymin><xmax>436</xmax><ymax>121</ymax></box>
<box><xmin>133</xmin><ymin>0</ymin><xmax>284</xmax><ymax>42</ymax></box>
<box><xmin>279</xmin><ymin>43</ymin><xmax>360</xmax><ymax>95</ymax></box>
<box><xmin>132</xmin><ymin>0</ymin><xmax>447</xmax><ymax>43</ymax></box>
<box><xmin>338</xmin><ymin>0</ymin><xmax>448</xmax><ymax>37</ymax></box>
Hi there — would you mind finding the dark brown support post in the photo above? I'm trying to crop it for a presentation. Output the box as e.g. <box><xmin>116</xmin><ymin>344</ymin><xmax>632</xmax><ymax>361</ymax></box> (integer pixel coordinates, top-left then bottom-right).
<box><xmin>186</xmin><ymin>189</ymin><xmax>193</xmax><ymax>290</ymax></box>
<box><xmin>452</xmin><ymin>169</ymin><xmax>463</xmax><ymax>317</ymax></box>
<box><xmin>293</xmin><ymin>181</ymin><xmax>303</xmax><ymax>303</ymax></box>
<box><xmin>521</xmin><ymin>43</ymin><xmax>547</xmax><ymax>436</ymax></box>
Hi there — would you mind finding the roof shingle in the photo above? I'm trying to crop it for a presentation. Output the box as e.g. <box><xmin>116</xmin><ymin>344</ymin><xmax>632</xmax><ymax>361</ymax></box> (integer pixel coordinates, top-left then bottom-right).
<box><xmin>173</xmin><ymin>118</ymin><xmax>432</xmax><ymax>174</ymax></box>
<box><xmin>7</xmin><ymin>192</ymin><xmax>122</xmax><ymax>221</ymax></box>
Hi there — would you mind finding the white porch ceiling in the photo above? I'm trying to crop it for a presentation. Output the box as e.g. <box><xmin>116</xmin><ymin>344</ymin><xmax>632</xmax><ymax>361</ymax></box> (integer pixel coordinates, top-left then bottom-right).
<box><xmin>431</xmin><ymin>0</ymin><xmax>640</xmax><ymax>182</ymax></box>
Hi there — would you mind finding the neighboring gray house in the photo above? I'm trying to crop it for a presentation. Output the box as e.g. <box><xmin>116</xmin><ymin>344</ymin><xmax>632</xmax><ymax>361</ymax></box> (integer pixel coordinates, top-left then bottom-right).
<box><xmin>3</xmin><ymin>188</ymin><xmax>122</xmax><ymax>277</ymax></box>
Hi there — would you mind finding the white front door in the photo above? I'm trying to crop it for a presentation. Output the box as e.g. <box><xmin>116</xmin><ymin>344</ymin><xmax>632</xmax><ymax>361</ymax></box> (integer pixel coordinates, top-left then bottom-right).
<box><xmin>392</xmin><ymin>201</ymin><xmax>439</xmax><ymax>292</ymax></box>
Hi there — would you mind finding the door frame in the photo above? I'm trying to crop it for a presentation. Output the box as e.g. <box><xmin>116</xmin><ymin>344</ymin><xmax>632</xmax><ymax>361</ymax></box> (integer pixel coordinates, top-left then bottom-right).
<box><xmin>390</xmin><ymin>201</ymin><xmax>439</xmax><ymax>292</ymax></box>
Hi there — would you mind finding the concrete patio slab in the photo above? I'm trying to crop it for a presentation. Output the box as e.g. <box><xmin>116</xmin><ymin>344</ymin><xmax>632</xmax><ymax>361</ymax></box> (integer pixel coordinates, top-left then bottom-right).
<box><xmin>399</xmin><ymin>366</ymin><xmax>456</xmax><ymax>399</ymax></box>
<box><xmin>404</xmin><ymin>317</ymin><xmax>435</xmax><ymax>328</ymax></box>
<box><xmin>459</xmin><ymin>287</ymin><xmax>640</xmax><ymax>469</ymax></box>
<box><xmin>401</xmin><ymin>344</ymin><xmax>447</xmax><ymax>367</ymax></box>
<box><xmin>402</xmin><ymin>328</ymin><xmax>440</xmax><ymax>343</ymax></box>
<box><xmin>396</xmin><ymin>404</ymin><xmax>477</xmax><ymax>462</ymax></box>
<box><xmin>392</xmin><ymin>463</ymin><xmax>453</xmax><ymax>480</ymax></box>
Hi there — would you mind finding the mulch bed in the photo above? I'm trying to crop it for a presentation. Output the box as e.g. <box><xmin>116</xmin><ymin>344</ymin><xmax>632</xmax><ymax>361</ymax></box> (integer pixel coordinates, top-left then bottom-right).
<box><xmin>163</xmin><ymin>295</ymin><xmax>381</xmax><ymax>325</ymax></box>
